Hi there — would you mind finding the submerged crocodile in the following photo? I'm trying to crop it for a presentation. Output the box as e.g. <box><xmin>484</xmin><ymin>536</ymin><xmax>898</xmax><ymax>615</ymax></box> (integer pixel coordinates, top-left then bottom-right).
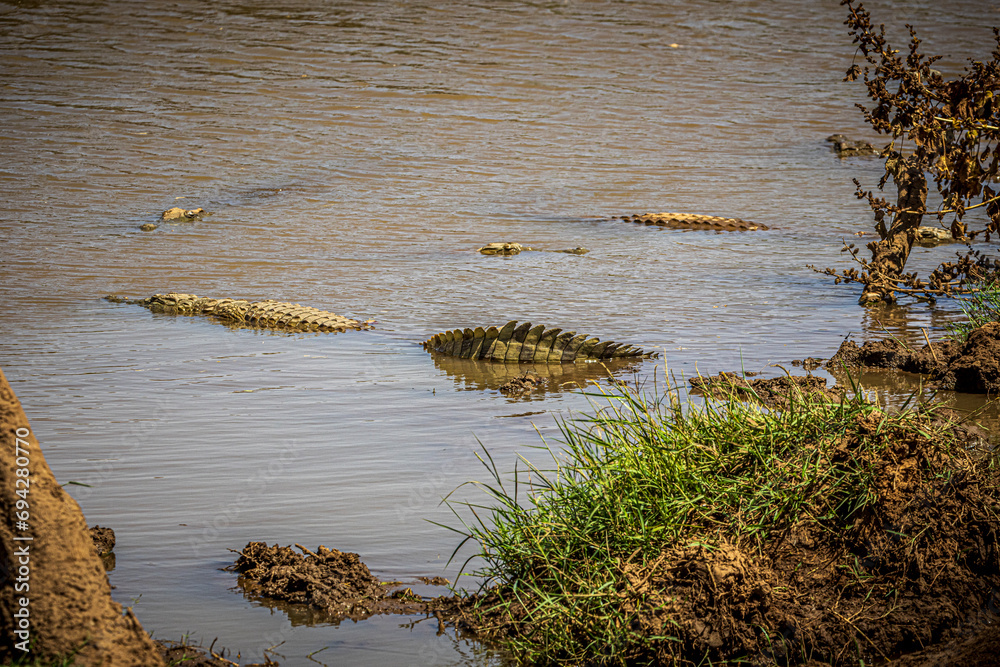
<box><xmin>617</xmin><ymin>213</ymin><xmax>767</xmax><ymax>231</ymax></box>
<box><xmin>105</xmin><ymin>293</ymin><xmax>370</xmax><ymax>333</ymax></box>
<box><xmin>107</xmin><ymin>295</ymin><xmax>653</xmax><ymax>363</ymax></box>
<box><xmin>478</xmin><ymin>242</ymin><xmax>589</xmax><ymax>256</ymax></box>
<box><xmin>826</xmin><ymin>134</ymin><xmax>879</xmax><ymax>157</ymax></box>
<box><xmin>423</xmin><ymin>321</ymin><xmax>656</xmax><ymax>363</ymax></box>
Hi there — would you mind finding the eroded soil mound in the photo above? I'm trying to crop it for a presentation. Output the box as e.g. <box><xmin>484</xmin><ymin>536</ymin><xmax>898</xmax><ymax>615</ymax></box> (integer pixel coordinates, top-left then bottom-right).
<box><xmin>689</xmin><ymin>371</ymin><xmax>845</xmax><ymax>408</ymax></box>
<box><xmin>828</xmin><ymin>321</ymin><xmax>1000</xmax><ymax>393</ymax></box>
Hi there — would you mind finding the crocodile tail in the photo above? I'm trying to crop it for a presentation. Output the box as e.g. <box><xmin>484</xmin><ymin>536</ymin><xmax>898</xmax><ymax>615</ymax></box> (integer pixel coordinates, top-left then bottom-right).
<box><xmin>422</xmin><ymin>324</ymin><xmax>657</xmax><ymax>363</ymax></box>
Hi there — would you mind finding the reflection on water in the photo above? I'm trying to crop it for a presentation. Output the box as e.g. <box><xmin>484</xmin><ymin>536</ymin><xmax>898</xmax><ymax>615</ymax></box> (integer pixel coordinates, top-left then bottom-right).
<box><xmin>98</xmin><ymin>551</ymin><xmax>116</xmax><ymax>572</ymax></box>
<box><xmin>859</xmin><ymin>303</ymin><xmax>968</xmax><ymax>347</ymax></box>
<box><xmin>826</xmin><ymin>365</ymin><xmax>1000</xmax><ymax>442</ymax></box>
<box><xmin>429</xmin><ymin>352</ymin><xmax>645</xmax><ymax>400</ymax></box>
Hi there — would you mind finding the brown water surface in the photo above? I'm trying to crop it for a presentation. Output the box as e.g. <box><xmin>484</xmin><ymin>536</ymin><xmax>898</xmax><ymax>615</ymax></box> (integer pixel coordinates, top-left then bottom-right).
<box><xmin>1</xmin><ymin>1</ymin><xmax>997</xmax><ymax>664</ymax></box>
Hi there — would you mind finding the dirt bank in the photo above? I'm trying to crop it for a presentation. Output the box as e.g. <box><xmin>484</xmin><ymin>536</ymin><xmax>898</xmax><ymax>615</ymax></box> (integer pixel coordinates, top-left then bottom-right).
<box><xmin>0</xmin><ymin>367</ymin><xmax>164</xmax><ymax>665</ymax></box>
<box><xmin>221</xmin><ymin>362</ymin><xmax>1000</xmax><ymax>666</ymax></box>
<box><xmin>828</xmin><ymin>321</ymin><xmax>1000</xmax><ymax>393</ymax></box>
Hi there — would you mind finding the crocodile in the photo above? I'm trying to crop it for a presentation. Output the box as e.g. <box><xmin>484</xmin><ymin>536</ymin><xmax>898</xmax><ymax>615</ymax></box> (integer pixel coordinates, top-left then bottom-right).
<box><xmin>422</xmin><ymin>321</ymin><xmax>656</xmax><ymax>363</ymax></box>
<box><xmin>478</xmin><ymin>242</ymin><xmax>589</xmax><ymax>255</ymax></box>
<box><xmin>139</xmin><ymin>207</ymin><xmax>208</xmax><ymax>231</ymax></box>
<box><xmin>161</xmin><ymin>207</ymin><xmax>206</xmax><ymax>221</ymax></box>
<box><xmin>826</xmin><ymin>134</ymin><xmax>879</xmax><ymax>157</ymax></box>
<box><xmin>105</xmin><ymin>293</ymin><xmax>370</xmax><ymax>333</ymax></box>
<box><xmin>617</xmin><ymin>213</ymin><xmax>767</xmax><ymax>231</ymax></box>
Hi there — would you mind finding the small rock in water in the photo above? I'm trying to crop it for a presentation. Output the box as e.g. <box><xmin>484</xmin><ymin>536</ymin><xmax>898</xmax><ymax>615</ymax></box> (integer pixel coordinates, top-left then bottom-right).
<box><xmin>90</xmin><ymin>525</ymin><xmax>116</xmax><ymax>555</ymax></box>
<box><xmin>499</xmin><ymin>373</ymin><xmax>546</xmax><ymax>396</ymax></box>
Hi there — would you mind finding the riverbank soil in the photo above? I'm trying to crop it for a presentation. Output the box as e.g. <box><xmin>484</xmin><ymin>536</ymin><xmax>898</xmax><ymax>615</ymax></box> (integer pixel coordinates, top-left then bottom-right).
<box><xmin>444</xmin><ymin>395</ymin><xmax>1000</xmax><ymax>665</ymax></box>
<box><xmin>828</xmin><ymin>321</ymin><xmax>1000</xmax><ymax>393</ymax></box>
<box><xmin>0</xmin><ymin>366</ymin><xmax>165</xmax><ymax>665</ymax></box>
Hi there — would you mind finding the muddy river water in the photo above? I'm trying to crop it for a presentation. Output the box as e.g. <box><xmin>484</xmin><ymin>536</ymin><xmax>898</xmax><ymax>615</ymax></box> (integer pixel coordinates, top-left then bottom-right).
<box><xmin>1</xmin><ymin>1</ymin><xmax>997</xmax><ymax>664</ymax></box>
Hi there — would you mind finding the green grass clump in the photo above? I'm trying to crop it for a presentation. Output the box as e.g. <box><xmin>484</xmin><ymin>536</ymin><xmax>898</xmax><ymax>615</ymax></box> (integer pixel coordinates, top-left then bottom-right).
<box><xmin>949</xmin><ymin>280</ymin><xmax>1000</xmax><ymax>340</ymax></box>
<box><xmin>446</xmin><ymin>380</ymin><xmax>968</xmax><ymax>665</ymax></box>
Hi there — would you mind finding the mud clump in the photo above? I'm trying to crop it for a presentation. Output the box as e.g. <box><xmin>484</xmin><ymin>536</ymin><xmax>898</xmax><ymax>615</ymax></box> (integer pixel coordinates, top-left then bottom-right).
<box><xmin>90</xmin><ymin>524</ymin><xmax>116</xmax><ymax>554</ymax></box>
<box><xmin>229</xmin><ymin>542</ymin><xmax>456</xmax><ymax>621</ymax></box>
<box><xmin>498</xmin><ymin>372</ymin><xmax>546</xmax><ymax>396</ymax></box>
<box><xmin>943</xmin><ymin>322</ymin><xmax>1000</xmax><ymax>393</ymax></box>
<box><xmin>91</xmin><ymin>524</ymin><xmax>117</xmax><ymax>571</ymax></box>
<box><xmin>689</xmin><ymin>371</ymin><xmax>845</xmax><ymax>408</ymax></box>
<box><xmin>827</xmin><ymin>338</ymin><xmax>950</xmax><ymax>375</ymax></box>
<box><xmin>827</xmin><ymin>322</ymin><xmax>1000</xmax><ymax>394</ymax></box>
<box><xmin>230</xmin><ymin>542</ymin><xmax>386</xmax><ymax>617</ymax></box>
